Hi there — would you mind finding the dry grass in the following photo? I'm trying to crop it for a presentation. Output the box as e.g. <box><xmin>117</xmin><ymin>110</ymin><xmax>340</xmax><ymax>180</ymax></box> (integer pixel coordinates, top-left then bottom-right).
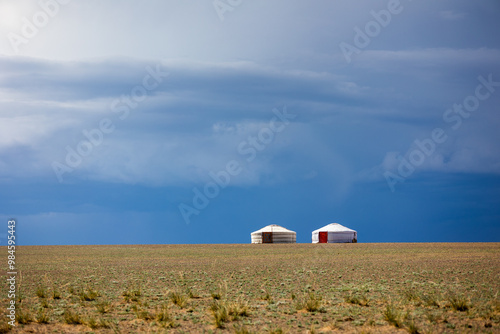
<box><xmin>1</xmin><ymin>243</ymin><xmax>498</xmax><ymax>333</ymax></box>
<box><xmin>62</xmin><ymin>309</ymin><xmax>82</xmax><ymax>325</ymax></box>
<box><xmin>168</xmin><ymin>290</ymin><xmax>189</xmax><ymax>308</ymax></box>
<box><xmin>35</xmin><ymin>309</ymin><xmax>50</xmax><ymax>324</ymax></box>
<box><xmin>345</xmin><ymin>291</ymin><xmax>370</xmax><ymax>306</ymax></box>
<box><xmin>383</xmin><ymin>304</ymin><xmax>403</xmax><ymax>328</ymax></box>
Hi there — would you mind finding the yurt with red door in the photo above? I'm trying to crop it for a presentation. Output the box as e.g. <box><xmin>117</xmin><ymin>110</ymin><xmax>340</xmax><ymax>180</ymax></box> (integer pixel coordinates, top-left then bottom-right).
<box><xmin>312</xmin><ymin>223</ymin><xmax>357</xmax><ymax>243</ymax></box>
<box><xmin>251</xmin><ymin>224</ymin><xmax>296</xmax><ymax>244</ymax></box>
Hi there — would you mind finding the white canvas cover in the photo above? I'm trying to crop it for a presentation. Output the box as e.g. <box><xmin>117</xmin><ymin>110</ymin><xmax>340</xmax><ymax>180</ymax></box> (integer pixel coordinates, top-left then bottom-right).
<box><xmin>311</xmin><ymin>223</ymin><xmax>357</xmax><ymax>243</ymax></box>
<box><xmin>251</xmin><ymin>224</ymin><xmax>296</xmax><ymax>243</ymax></box>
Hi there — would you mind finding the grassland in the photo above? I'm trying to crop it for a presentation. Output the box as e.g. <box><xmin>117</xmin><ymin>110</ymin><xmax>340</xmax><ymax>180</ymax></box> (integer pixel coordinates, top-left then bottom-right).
<box><xmin>1</xmin><ymin>243</ymin><xmax>499</xmax><ymax>333</ymax></box>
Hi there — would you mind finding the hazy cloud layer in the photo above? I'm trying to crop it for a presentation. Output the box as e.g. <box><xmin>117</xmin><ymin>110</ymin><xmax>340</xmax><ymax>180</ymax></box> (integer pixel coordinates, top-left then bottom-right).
<box><xmin>0</xmin><ymin>0</ymin><xmax>499</xmax><ymax>243</ymax></box>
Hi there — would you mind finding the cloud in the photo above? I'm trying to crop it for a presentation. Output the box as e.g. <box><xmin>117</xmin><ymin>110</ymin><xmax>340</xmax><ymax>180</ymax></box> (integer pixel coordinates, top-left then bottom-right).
<box><xmin>1</xmin><ymin>0</ymin><xmax>500</xmax><ymax>245</ymax></box>
<box><xmin>1</xmin><ymin>45</ymin><xmax>500</xmax><ymax>189</ymax></box>
<box><xmin>355</xmin><ymin>48</ymin><xmax>500</xmax><ymax>74</ymax></box>
<box><xmin>439</xmin><ymin>10</ymin><xmax>466</xmax><ymax>20</ymax></box>
<box><xmin>0</xmin><ymin>56</ymin><xmax>363</xmax><ymax>186</ymax></box>
<box><xmin>359</xmin><ymin>122</ymin><xmax>500</xmax><ymax>185</ymax></box>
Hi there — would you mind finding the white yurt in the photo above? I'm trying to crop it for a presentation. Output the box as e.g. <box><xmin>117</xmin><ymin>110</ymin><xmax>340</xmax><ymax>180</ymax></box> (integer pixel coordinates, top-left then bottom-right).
<box><xmin>312</xmin><ymin>223</ymin><xmax>357</xmax><ymax>243</ymax></box>
<box><xmin>251</xmin><ymin>224</ymin><xmax>296</xmax><ymax>244</ymax></box>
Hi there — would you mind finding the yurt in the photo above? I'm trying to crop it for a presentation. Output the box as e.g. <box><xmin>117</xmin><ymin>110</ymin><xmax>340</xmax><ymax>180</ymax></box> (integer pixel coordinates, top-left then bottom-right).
<box><xmin>312</xmin><ymin>223</ymin><xmax>357</xmax><ymax>243</ymax></box>
<box><xmin>251</xmin><ymin>224</ymin><xmax>296</xmax><ymax>244</ymax></box>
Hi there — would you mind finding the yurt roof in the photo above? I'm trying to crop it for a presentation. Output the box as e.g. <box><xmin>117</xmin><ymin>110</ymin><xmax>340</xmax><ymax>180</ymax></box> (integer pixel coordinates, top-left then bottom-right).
<box><xmin>251</xmin><ymin>224</ymin><xmax>296</xmax><ymax>234</ymax></box>
<box><xmin>312</xmin><ymin>223</ymin><xmax>356</xmax><ymax>233</ymax></box>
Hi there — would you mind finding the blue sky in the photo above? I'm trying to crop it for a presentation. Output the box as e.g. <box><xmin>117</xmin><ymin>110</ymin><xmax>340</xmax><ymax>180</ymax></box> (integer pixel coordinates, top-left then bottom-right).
<box><xmin>0</xmin><ymin>0</ymin><xmax>499</xmax><ymax>245</ymax></box>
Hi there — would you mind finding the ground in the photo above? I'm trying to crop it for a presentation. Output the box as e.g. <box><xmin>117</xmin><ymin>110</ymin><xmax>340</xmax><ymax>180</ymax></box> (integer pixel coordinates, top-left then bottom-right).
<box><xmin>1</xmin><ymin>243</ymin><xmax>499</xmax><ymax>333</ymax></box>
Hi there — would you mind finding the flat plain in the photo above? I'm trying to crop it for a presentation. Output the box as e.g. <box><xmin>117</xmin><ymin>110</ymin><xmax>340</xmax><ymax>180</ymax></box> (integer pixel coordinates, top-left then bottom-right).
<box><xmin>1</xmin><ymin>243</ymin><xmax>499</xmax><ymax>333</ymax></box>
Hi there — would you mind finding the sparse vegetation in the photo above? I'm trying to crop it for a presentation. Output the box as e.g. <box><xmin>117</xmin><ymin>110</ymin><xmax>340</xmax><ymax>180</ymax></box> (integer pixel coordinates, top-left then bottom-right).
<box><xmin>268</xmin><ymin>326</ymin><xmax>285</xmax><ymax>334</ymax></box>
<box><xmin>228</xmin><ymin>300</ymin><xmax>250</xmax><ymax>319</ymax></box>
<box><xmin>79</xmin><ymin>286</ymin><xmax>99</xmax><ymax>301</ymax></box>
<box><xmin>261</xmin><ymin>290</ymin><xmax>272</xmax><ymax>303</ymax></box>
<box><xmin>210</xmin><ymin>300</ymin><xmax>229</xmax><ymax>328</ymax></box>
<box><xmin>234</xmin><ymin>323</ymin><xmax>254</xmax><ymax>334</ymax></box>
<box><xmin>154</xmin><ymin>306</ymin><xmax>171</xmax><ymax>323</ymax></box>
<box><xmin>35</xmin><ymin>285</ymin><xmax>47</xmax><ymax>298</ymax></box>
<box><xmin>2</xmin><ymin>243</ymin><xmax>498</xmax><ymax>333</ymax></box>
<box><xmin>305</xmin><ymin>292</ymin><xmax>323</xmax><ymax>312</ymax></box>
<box><xmin>63</xmin><ymin>309</ymin><xmax>83</xmax><ymax>325</ymax></box>
<box><xmin>155</xmin><ymin>307</ymin><xmax>177</xmax><ymax>329</ymax></box>
<box><xmin>86</xmin><ymin>316</ymin><xmax>110</xmax><ymax>329</ymax></box>
<box><xmin>86</xmin><ymin>316</ymin><xmax>98</xmax><ymax>329</ymax></box>
<box><xmin>122</xmin><ymin>287</ymin><xmax>141</xmax><ymax>302</ymax></box>
<box><xmin>421</xmin><ymin>293</ymin><xmax>439</xmax><ymax>307</ymax></box>
<box><xmin>16</xmin><ymin>309</ymin><xmax>33</xmax><ymax>325</ymax></box>
<box><xmin>402</xmin><ymin>288</ymin><xmax>420</xmax><ymax>303</ymax></box>
<box><xmin>97</xmin><ymin>317</ymin><xmax>111</xmax><ymax>328</ymax></box>
<box><xmin>134</xmin><ymin>307</ymin><xmax>154</xmax><ymax>320</ymax></box>
<box><xmin>169</xmin><ymin>291</ymin><xmax>188</xmax><ymax>308</ymax></box>
<box><xmin>294</xmin><ymin>292</ymin><xmax>324</xmax><ymax>312</ymax></box>
<box><xmin>407</xmin><ymin>320</ymin><xmax>421</xmax><ymax>334</ymax></box>
<box><xmin>95</xmin><ymin>300</ymin><xmax>111</xmax><ymax>314</ymax></box>
<box><xmin>35</xmin><ymin>309</ymin><xmax>50</xmax><ymax>324</ymax></box>
<box><xmin>345</xmin><ymin>291</ymin><xmax>369</xmax><ymax>306</ymax></box>
<box><xmin>186</xmin><ymin>286</ymin><xmax>200</xmax><ymax>298</ymax></box>
<box><xmin>52</xmin><ymin>287</ymin><xmax>61</xmax><ymax>300</ymax></box>
<box><xmin>0</xmin><ymin>321</ymin><xmax>11</xmax><ymax>334</ymax></box>
<box><xmin>426</xmin><ymin>311</ymin><xmax>440</xmax><ymax>323</ymax></box>
<box><xmin>448</xmin><ymin>294</ymin><xmax>469</xmax><ymax>311</ymax></box>
<box><xmin>383</xmin><ymin>305</ymin><xmax>403</xmax><ymax>328</ymax></box>
<box><xmin>39</xmin><ymin>298</ymin><xmax>49</xmax><ymax>308</ymax></box>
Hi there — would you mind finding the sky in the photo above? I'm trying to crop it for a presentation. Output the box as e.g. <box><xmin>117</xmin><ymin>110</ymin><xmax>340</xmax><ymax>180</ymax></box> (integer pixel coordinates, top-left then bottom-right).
<box><xmin>0</xmin><ymin>0</ymin><xmax>499</xmax><ymax>245</ymax></box>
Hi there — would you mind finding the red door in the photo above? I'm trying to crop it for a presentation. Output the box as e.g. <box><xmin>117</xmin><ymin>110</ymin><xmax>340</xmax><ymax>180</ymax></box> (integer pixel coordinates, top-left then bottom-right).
<box><xmin>319</xmin><ymin>232</ymin><xmax>328</xmax><ymax>243</ymax></box>
<box><xmin>262</xmin><ymin>232</ymin><xmax>273</xmax><ymax>243</ymax></box>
